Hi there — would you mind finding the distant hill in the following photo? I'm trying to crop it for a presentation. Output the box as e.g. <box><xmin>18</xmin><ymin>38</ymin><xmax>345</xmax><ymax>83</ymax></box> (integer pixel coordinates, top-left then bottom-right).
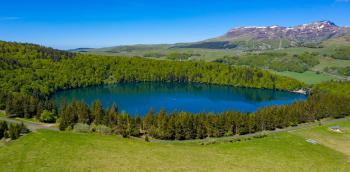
<box><xmin>69</xmin><ymin>48</ymin><xmax>94</xmax><ymax>52</ymax></box>
<box><xmin>85</xmin><ymin>21</ymin><xmax>350</xmax><ymax>52</ymax></box>
<box><xmin>182</xmin><ymin>21</ymin><xmax>350</xmax><ymax>50</ymax></box>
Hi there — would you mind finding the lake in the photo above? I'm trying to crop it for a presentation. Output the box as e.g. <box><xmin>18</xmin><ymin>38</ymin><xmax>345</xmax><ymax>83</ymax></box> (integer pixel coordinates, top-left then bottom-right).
<box><xmin>51</xmin><ymin>82</ymin><xmax>307</xmax><ymax>115</ymax></box>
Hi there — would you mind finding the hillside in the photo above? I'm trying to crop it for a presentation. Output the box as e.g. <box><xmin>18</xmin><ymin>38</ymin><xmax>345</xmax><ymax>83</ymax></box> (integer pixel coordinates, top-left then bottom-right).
<box><xmin>83</xmin><ymin>21</ymin><xmax>350</xmax><ymax>52</ymax></box>
<box><xmin>78</xmin><ymin>21</ymin><xmax>350</xmax><ymax>84</ymax></box>
<box><xmin>1</xmin><ymin>118</ymin><xmax>349</xmax><ymax>172</ymax></box>
<box><xmin>209</xmin><ymin>21</ymin><xmax>350</xmax><ymax>50</ymax></box>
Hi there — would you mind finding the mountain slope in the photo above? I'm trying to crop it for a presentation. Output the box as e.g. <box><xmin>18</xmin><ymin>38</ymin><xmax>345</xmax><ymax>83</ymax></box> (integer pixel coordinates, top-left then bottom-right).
<box><xmin>85</xmin><ymin>21</ymin><xmax>350</xmax><ymax>53</ymax></box>
<box><xmin>178</xmin><ymin>21</ymin><xmax>350</xmax><ymax>50</ymax></box>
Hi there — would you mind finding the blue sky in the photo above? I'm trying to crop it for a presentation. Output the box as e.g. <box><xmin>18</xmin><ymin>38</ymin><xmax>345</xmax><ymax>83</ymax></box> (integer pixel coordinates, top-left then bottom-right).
<box><xmin>1</xmin><ymin>0</ymin><xmax>350</xmax><ymax>49</ymax></box>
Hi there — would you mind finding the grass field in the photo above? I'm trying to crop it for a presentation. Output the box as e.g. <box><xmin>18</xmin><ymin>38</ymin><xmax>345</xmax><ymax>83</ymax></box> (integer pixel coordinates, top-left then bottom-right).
<box><xmin>86</xmin><ymin>47</ymin><xmax>241</xmax><ymax>62</ymax></box>
<box><xmin>292</xmin><ymin>118</ymin><xmax>350</xmax><ymax>159</ymax></box>
<box><xmin>0</xmin><ymin>118</ymin><xmax>349</xmax><ymax>172</ymax></box>
<box><xmin>313</xmin><ymin>58</ymin><xmax>350</xmax><ymax>71</ymax></box>
<box><xmin>275</xmin><ymin>71</ymin><xmax>336</xmax><ymax>85</ymax></box>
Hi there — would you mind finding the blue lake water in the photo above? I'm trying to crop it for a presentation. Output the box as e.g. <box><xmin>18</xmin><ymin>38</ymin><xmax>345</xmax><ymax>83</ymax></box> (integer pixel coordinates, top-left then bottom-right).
<box><xmin>51</xmin><ymin>82</ymin><xmax>307</xmax><ymax>115</ymax></box>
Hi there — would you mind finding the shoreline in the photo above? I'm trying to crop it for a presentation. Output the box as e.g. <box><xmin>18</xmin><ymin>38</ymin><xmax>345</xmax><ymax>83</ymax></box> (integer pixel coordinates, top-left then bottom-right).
<box><xmin>291</xmin><ymin>89</ymin><xmax>308</xmax><ymax>95</ymax></box>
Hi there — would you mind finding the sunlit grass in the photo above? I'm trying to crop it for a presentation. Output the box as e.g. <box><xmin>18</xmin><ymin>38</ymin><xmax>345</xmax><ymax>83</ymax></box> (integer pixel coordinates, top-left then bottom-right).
<box><xmin>275</xmin><ymin>71</ymin><xmax>336</xmax><ymax>85</ymax></box>
<box><xmin>0</xmin><ymin>122</ymin><xmax>349</xmax><ymax>172</ymax></box>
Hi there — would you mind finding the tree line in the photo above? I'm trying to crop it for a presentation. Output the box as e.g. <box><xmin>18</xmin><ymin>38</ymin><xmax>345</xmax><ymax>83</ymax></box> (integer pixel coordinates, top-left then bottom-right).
<box><xmin>0</xmin><ymin>90</ymin><xmax>56</xmax><ymax>120</ymax></box>
<box><xmin>56</xmin><ymin>91</ymin><xmax>349</xmax><ymax>140</ymax></box>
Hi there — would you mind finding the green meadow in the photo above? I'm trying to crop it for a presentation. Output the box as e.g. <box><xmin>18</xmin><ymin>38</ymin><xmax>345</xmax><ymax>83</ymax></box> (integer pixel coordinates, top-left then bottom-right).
<box><xmin>1</xmin><ymin>118</ymin><xmax>349</xmax><ymax>172</ymax></box>
<box><xmin>275</xmin><ymin>71</ymin><xmax>336</xmax><ymax>85</ymax></box>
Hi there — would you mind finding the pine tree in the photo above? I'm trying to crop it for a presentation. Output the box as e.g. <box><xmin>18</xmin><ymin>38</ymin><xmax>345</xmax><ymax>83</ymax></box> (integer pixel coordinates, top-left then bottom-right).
<box><xmin>58</xmin><ymin>102</ymin><xmax>69</xmax><ymax>131</ymax></box>
<box><xmin>142</xmin><ymin>107</ymin><xmax>155</xmax><ymax>131</ymax></box>
<box><xmin>78</xmin><ymin>102</ymin><xmax>90</xmax><ymax>124</ymax></box>
<box><xmin>91</xmin><ymin>100</ymin><xmax>104</xmax><ymax>125</ymax></box>
<box><xmin>196</xmin><ymin>113</ymin><xmax>207</xmax><ymax>139</ymax></box>
<box><xmin>156</xmin><ymin>108</ymin><xmax>167</xmax><ymax>139</ymax></box>
<box><xmin>107</xmin><ymin>103</ymin><xmax>118</xmax><ymax>127</ymax></box>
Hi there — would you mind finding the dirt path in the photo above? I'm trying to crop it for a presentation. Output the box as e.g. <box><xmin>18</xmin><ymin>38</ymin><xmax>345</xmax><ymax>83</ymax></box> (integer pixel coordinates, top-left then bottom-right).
<box><xmin>0</xmin><ymin>117</ymin><xmax>59</xmax><ymax>131</ymax></box>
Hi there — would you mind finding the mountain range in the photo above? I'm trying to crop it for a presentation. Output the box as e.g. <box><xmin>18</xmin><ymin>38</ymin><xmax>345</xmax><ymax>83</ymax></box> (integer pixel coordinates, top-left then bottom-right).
<box><xmin>176</xmin><ymin>21</ymin><xmax>350</xmax><ymax>50</ymax></box>
<box><xmin>74</xmin><ymin>21</ymin><xmax>350</xmax><ymax>52</ymax></box>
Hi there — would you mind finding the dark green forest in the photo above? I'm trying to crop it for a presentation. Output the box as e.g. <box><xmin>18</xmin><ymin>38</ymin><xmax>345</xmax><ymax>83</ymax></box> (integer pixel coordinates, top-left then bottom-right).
<box><xmin>0</xmin><ymin>41</ymin><xmax>349</xmax><ymax>140</ymax></box>
<box><xmin>0</xmin><ymin>41</ymin><xmax>302</xmax><ymax>98</ymax></box>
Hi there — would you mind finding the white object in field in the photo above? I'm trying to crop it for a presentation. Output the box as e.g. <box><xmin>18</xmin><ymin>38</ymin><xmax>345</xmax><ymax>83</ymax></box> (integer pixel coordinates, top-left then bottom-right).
<box><xmin>306</xmin><ymin>139</ymin><xmax>318</xmax><ymax>144</ymax></box>
<box><xmin>329</xmin><ymin>126</ymin><xmax>342</xmax><ymax>133</ymax></box>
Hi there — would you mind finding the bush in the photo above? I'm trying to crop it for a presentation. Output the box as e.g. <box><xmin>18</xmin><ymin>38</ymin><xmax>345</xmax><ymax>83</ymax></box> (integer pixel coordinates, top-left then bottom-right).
<box><xmin>224</xmin><ymin>130</ymin><xmax>233</xmax><ymax>137</ymax></box>
<box><xmin>7</xmin><ymin>123</ymin><xmax>23</xmax><ymax>140</ymax></box>
<box><xmin>89</xmin><ymin>123</ymin><xmax>97</xmax><ymax>132</ymax></box>
<box><xmin>253</xmin><ymin>133</ymin><xmax>267</xmax><ymax>139</ymax></box>
<box><xmin>0</xmin><ymin>121</ymin><xmax>8</xmax><ymax>139</ymax></box>
<box><xmin>65</xmin><ymin>126</ymin><xmax>73</xmax><ymax>131</ymax></box>
<box><xmin>40</xmin><ymin>110</ymin><xmax>56</xmax><ymax>123</ymax></box>
<box><xmin>73</xmin><ymin>123</ymin><xmax>90</xmax><ymax>133</ymax></box>
<box><xmin>95</xmin><ymin>125</ymin><xmax>112</xmax><ymax>134</ymax></box>
<box><xmin>0</xmin><ymin>121</ymin><xmax>27</xmax><ymax>140</ymax></box>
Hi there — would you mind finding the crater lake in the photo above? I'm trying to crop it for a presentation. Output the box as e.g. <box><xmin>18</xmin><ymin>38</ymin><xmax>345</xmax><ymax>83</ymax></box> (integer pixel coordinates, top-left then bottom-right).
<box><xmin>51</xmin><ymin>82</ymin><xmax>307</xmax><ymax>115</ymax></box>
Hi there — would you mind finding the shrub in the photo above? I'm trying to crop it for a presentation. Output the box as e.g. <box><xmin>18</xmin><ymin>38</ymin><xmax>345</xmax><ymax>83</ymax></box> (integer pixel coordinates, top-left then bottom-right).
<box><xmin>95</xmin><ymin>125</ymin><xmax>112</xmax><ymax>134</ymax></box>
<box><xmin>7</xmin><ymin>123</ymin><xmax>23</xmax><ymax>140</ymax></box>
<box><xmin>65</xmin><ymin>126</ymin><xmax>73</xmax><ymax>131</ymax></box>
<box><xmin>253</xmin><ymin>133</ymin><xmax>267</xmax><ymax>139</ymax></box>
<box><xmin>224</xmin><ymin>130</ymin><xmax>233</xmax><ymax>137</ymax></box>
<box><xmin>145</xmin><ymin>134</ymin><xmax>149</xmax><ymax>142</ymax></box>
<box><xmin>40</xmin><ymin>110</ymin><xmax>56</xmax><ymax>123</ymax></box>
<box><xmin>0</xmin><ymin>121</ymin><xmax>8</xmax><ymax>139</ymax></box>
<box><xmin>89</xmin><ymin>123</ymin><xmax>97</xmax><ymax>132</ymax></box>
<box><xmin>73</xmin><ymin>123</ymin><xmax>90</xmax><ymax>133</ymax></box>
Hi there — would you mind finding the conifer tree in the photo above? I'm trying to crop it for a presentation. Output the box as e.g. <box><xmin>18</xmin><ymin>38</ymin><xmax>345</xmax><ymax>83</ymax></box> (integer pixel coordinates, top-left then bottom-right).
<box><xmin>91</xmin><ymin>100</ymin><xmax>104</xmax><ymax>125</ymax></box>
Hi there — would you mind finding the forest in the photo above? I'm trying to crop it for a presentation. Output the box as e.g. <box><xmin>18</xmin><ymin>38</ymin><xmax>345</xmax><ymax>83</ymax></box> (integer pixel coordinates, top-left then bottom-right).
<box><xmin>0</xmin><ymin>41</ymin><xmax>349</xmax><ymax>140</ymax></box>
<box><xmin>0</xmin><ymin>41</ymin><xmax>302</xmax><ymax>99</ymax></box>
<box><xmin>214</xmin><ymin>52</ymin><xmax>321</xmax><ymax>73</ymax></box>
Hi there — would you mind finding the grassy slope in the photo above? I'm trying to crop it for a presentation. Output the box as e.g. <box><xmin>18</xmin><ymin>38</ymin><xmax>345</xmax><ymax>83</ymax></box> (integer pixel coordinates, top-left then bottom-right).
<box><xmin>274</xmin><ymin>57</ymin><xmax>350</xmax><ymax>84</ymax></box>
<box><xmin>275</xmin><ymin>71</ymin><xmax>336</xmax><ymax>85</ymax></box>
<box><xmin>85</xmin><ymin>47</ymin><xmax>241</xmax><ymax>62</ymax></box>
<box><xmin>1</xmin><ymin>119</ymin><xmax>350</xmax><ymax>172</ymax></box>
<box><xmin>313</xmin><ymin>58</ymin><xmax>350</xmax><ymax>71</ymax></box>
<box><xmin>292</xmin><ymin>118</ymin><xmax>350</xmax><ymax>159</ymax></box>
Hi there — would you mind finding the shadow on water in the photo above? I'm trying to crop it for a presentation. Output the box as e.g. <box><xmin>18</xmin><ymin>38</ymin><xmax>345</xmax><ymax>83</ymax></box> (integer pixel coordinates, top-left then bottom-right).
<box><xmin>51</xmin><ymin>82</ymin><xmax>306</xmax><ymax>115</ymax></box>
